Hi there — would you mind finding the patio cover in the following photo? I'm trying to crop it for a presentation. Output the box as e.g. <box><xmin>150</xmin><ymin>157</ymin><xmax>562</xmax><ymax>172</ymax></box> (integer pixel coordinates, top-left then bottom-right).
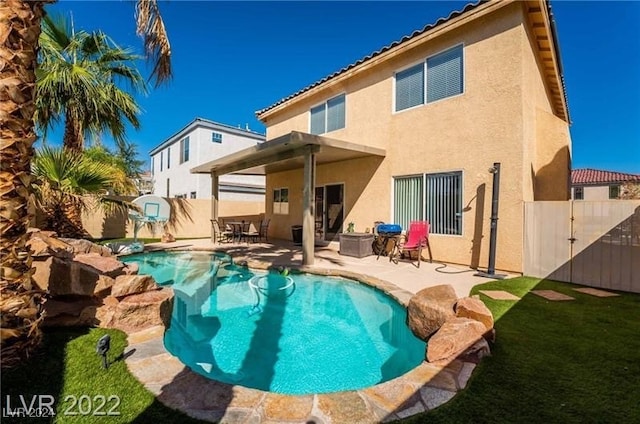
<box><xmin>191</xmin><ymin>131</ymin><xmax>386</xmax><ymax>265</ymax></box>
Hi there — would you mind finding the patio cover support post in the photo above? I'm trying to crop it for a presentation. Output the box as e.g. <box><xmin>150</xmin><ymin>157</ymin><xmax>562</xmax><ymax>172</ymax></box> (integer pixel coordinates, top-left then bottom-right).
<box><xmin>302</xmin><ymin>146</ymin><xmax>317</xmax><ymax>266</ymax></box>
<box><xmin>211</xmin><ymin>172</ymin><xmax>219</xmax><ymax>243</ymax></box>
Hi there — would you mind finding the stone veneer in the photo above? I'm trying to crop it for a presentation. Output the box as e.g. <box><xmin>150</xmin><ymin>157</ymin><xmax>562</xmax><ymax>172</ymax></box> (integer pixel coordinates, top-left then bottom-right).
<box><xmin>125</xmin><ymin>252</ymin><xmax>478</xmax><ymax>423</ymax></box>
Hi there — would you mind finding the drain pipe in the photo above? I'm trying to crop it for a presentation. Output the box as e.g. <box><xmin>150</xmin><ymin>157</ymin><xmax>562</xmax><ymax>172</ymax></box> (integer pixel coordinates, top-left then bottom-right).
<box><xmin>476</xmin><ymin>162</ymin><xmax>506</xmax><ymax>279</ymax></box>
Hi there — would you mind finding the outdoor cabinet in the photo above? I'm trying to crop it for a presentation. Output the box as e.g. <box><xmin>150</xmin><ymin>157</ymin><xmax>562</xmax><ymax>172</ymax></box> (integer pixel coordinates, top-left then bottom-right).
<box><xmin>339</xmin><ymin>233</ymin><xmax>374</xmax><ymax>258</ymax></box>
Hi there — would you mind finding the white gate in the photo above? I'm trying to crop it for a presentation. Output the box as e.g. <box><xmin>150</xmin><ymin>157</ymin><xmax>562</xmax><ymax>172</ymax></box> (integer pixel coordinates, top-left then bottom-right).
<box><xmin>524</xmin><ymin>200</ymin><xmax>640</xmax><ymax>293</ymax></box>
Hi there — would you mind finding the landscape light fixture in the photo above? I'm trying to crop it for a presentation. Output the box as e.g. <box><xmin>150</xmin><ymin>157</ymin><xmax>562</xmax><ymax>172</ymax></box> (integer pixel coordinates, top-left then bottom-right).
<box><xmin>476</xmin><ymin>162</ymin><xmax>507</xmax><ymax>280</ymax></box>
<box><xmin>96</xmin><ymin>334</ymin><xmax>111</xmax><ymax>369</ymax></box>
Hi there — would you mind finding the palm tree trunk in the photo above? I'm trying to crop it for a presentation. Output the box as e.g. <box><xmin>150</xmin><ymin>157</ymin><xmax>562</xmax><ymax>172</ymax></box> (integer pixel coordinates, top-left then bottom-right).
<box><xmin>0</xmin><ymin>0</ymin><xmax>50</xmax><ymax>368</ymax></box>
<box><xmin>62</xmin><ymin>113</ymin><xmax>83</xmax><ymax>152</ymax></box>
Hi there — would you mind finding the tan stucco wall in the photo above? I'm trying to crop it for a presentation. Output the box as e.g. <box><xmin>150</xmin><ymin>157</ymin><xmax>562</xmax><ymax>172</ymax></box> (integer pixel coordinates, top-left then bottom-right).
<box><xmin>577</xmin><ymin>185</ymin><xmax>614</xmax><ymax>201</ymax></box>
<box><xmin>81</xmin><ymin>198</ymin><xmax>264</xmax><ymax>239</ymax></box>
<box><xmin>260</xmin><ymin>3</ymin><xmax>570</xmax><ymax>273</ymax></box>
<box><xmin>521</xmin><ymin>4</ymin><xmax>572</xmax><ymax>202</ymax></box>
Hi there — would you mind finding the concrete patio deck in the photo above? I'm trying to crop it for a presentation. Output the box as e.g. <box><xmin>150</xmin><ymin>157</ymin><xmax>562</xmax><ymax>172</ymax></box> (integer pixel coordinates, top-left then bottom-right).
<box><xmin>146</xmin><ymin>237</ymin><xmax>515</xmax><ymax>298</ymax></box>
<box><xmin>124</xmin><ymin>238</ymin><xmax>514</xmax><ymax>423</ymax></box>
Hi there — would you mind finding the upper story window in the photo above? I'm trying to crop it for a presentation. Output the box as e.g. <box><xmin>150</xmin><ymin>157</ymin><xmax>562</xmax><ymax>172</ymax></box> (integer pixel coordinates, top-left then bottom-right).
<box><xmin>160</xmin><ymin>151</ymin><xmax>163</xmax><ymax>171</ymax></box>
<box><xmin>212</xmin><ymin>132</ymin><xmax>223</xmax><ymax>143</ymax></box>
<box><xmin>180</xmin><ymin>136</ymin><xmax>190</xmax><ymax>163</ymax></box>
<box><xmin>395</xmin><ymin>44</ymin><xmax>463</xmax><ymax>112</ymax></box>
<box><xmin>310</xmin><ymin>94</ymin><xmax>345</xmax><ymax>135</ymax></box>
<box><xmin>574</xmin><ymin>186</ymin><xmax>584</xmax><ymax>200</ymax></box>
<box><xmin>167</xmin><ymin>147</ymin><xmax>171</xmax><ymax>169</ymax></box>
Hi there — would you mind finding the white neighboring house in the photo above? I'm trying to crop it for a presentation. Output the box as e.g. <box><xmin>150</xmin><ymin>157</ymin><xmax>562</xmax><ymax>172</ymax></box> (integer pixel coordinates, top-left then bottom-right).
<box><xmin>150</xmin><ymin>118</ymin><xmax>265</xmax><ymax>200</ymax></box>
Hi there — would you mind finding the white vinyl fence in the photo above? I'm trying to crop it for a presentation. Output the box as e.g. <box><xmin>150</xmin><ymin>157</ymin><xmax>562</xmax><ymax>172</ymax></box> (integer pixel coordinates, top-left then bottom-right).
<box><xmin>524</xmin><ymin>200</ymin><xmax>640</xmax><ymax>293</ymax></box>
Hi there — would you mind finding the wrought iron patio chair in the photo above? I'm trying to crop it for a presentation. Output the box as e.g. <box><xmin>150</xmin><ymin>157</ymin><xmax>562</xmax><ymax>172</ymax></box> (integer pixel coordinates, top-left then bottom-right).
<box><xmin>258</xmin><ymin>218</ymin><xmax>270</xmax><ymax>242</ymax></box>
<box><xmin>211</xmin><ymin>219</ymin><xmax>233</xmax><ymax>243</ymax></box>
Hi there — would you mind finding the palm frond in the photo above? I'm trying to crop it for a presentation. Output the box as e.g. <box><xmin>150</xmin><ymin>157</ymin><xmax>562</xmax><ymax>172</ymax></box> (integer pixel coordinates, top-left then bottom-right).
<box><xmin>136</xmin><ymin>0</ymin><xmax>172</xmax><ymax>87</ymax></box>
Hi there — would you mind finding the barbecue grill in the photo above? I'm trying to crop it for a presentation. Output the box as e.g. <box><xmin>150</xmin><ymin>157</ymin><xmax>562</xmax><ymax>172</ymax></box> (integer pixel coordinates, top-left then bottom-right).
<box><xmin>373</xmin><ymin>223</ymin><xmax>402</xmax><ymax>259</ymax></box>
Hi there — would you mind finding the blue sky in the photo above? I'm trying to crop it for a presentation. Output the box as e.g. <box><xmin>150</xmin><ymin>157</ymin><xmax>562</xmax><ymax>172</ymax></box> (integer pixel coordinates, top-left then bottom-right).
<box><xmin>46</xmin><ymin>1</ymin><xmax>640</xmax><ymax>173</ymax></box>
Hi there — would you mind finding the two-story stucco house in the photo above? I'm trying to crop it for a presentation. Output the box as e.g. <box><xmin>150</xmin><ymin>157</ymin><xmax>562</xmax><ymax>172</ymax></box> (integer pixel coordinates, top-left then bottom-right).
<box><xmin>151</xmin><ymin>118</ymin><xmax>266</xmax><ymax>200</ymax></box>
<box><xmin>193</xmin><ymin>0</ymin><xmax>572</xmax><ymax>273</ymax></box>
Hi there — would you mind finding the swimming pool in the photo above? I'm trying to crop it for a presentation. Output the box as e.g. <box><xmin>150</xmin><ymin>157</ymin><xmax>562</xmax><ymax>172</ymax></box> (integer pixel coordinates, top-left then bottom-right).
<box><xmin>121</xmin><ymin>251</ymin><xmax>426</xmax><ymax>395</ymax></box>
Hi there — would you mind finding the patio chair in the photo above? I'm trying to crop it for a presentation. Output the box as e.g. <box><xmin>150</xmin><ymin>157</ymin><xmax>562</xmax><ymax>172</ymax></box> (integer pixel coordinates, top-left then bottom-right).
<box><xmin>394</xmin><ymin>220</ymin><xmax>432</xmax><ymax>268</ymax></box>
<box><xmin>258</xmin><ymin>218</ymin><xmax>270</xmax><ymax>242</ymax></box>
<box><xmin>242</xmin><ymin>221</ymin><xmax>260</xmax><ymax>243</ymax></box>
<box><xmin>211</xmin><ymin>219</ymin><xmax>233</xmax><ymax>243</ymax></box>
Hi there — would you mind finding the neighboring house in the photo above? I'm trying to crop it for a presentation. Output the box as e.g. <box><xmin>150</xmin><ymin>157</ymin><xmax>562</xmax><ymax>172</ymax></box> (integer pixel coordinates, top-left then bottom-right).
<box><xmin>134</xmin><ymin>171</ymin><xmax>154</xmax><ymax>196</ymax></box>
<box><xmin>193</xmin><ymin>0</ymin><xmax>571</xmax><ymax>273</ymax></box>
<box><xmin>571</xmin><ymin>168</ymin><xmax>640</xmax><ymax>200</ymax></box>
<box><xmin>150</xmin><ymin>118</ymin><xmax>265</xmax><ymax>200</ymax></box>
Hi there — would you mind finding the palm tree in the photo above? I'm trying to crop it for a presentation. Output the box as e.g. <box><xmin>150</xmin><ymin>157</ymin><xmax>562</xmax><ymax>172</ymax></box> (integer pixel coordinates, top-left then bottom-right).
<box><xmin>32</xmin><ymin>146</ymin><xmax>127</xmax><ymax>238</ymax></box>
<box><xmin>35</xmin><ymin>14</ymin><xmax>147</xmax><ymax>152</ymax></box>
<box><xmin>0</xmin><ymin>0</ymin><xmax>172</xmax><ymax>368</ymax></box>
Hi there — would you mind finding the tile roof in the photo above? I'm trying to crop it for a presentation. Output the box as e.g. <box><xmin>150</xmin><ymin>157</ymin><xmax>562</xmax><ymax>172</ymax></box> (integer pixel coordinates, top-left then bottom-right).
<box><xmin>571</xmin><ymin>168</ymin><xmax>640</xmax><ymax>185</ymax></box>
<box><xmin>255</xmin><ymin>1</ymin><xmax>484</xmax><ymax>117</ymax></box>
<box><xmin>256</xmin><ymin>0</ymin><xmax>569</xmax><ymax>122</ymax></box>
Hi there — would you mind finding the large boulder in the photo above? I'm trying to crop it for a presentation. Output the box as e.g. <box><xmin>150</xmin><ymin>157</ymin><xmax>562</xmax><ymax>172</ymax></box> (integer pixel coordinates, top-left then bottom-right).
<box><xmin>45</xmin><ymin>257</ymin><xmax>117</xmax><ymax>297</ymax></box>
<box><xmin>73</xmin><ymin>253</ymin><xmax>127</xmax><ymax>278</ymax></box>
<box><xmin>407</xmin><ymin>284</ymin><xmax>457</xmax><ymax>340</ymax></box>
<box><xmin>99</xmin><ymin>288</ymin><xmax>174</xmax><ymax>333</ymax></box>
<box><xmin>111</xmin><ymin>274</ymin><xmax>159</xmax><ymax>298</ymax></box>
<box><xmin>42</xmin><ymin>297</ymin><xmax>102</xmax><ymax>327</ymax></box>
<box><xmin>26</xmin><ymin>231</ymin><xmax>74</xmax><ymax>259</ymax></box>
<box><xmin>32</xmin><ymin>257</ymin><xmax>54</xmax><ymax>291</ymax></box>
<box><xmin>59</xmin><ymin>238</ymin><xmax>113</xmax><ymax>257</ymax></box>
<box><xmin>455</xmin><ymin>297</ymin><xmax>494</xmax><ymax>331</ymax></box>
<box><xmin>426</xmin><ymin>317</ymin><xmax>487</xmax><ymax>363</ymax></box>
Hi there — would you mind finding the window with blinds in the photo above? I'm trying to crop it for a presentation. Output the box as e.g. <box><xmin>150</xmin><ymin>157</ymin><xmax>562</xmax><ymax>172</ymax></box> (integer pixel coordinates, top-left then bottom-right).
<box><xmin>310</xmin><ymin>94</ymin><xmax>345</xmax><ymax>135</ymax></box>
<box><xmin>395</xmin><ymin>64</ymin><xmax>424</xmax><ymax>112</ymax></box>
<box><xmin>393</xmin><ymin>175</ymin><xmax>423</xmax><ymax>230</ymax></box>
<box><xmin>394</xmin><ymin>44</ymin><xmax>463</xmax><ymax>112</ymax></box>
<box><xmin>427</xmin><ymin>45</ymin><xmax>463</xmax><ymax>103</ymax></box>
<box><xmin>425</xmin><ymin>171</ymin><xmax>462</xmax><ymax>235</ymax></box>
<box><xmin>393</xmin><ymin>171</ymin><xmax>462</xmax><ymax>235</ymax></box>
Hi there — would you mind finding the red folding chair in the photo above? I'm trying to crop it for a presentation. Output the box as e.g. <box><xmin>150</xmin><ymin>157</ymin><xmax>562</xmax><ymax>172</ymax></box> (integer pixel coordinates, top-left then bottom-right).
<box><xmin>395</xmin><ymin>220</ymin><xmax>432</xmax><ymax>268</ymax></box>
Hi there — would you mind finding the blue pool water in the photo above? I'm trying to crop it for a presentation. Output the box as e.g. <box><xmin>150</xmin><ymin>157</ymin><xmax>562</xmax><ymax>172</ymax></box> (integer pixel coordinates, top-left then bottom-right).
<box><xmin>121</xmin><ymin>251</ymin><xmax>426</xmax><ymax>395</ymax></box>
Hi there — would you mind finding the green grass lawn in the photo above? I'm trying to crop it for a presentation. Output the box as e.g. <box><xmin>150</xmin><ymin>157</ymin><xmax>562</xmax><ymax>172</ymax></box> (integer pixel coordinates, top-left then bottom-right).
<box><xmin>3</xmin><ymin>277</ymin><xmax>639</xmax><ymax>423</ymax></box>
<box><xmin>401</xmin><ymin>277</ymin><xmax>640</xmax><ymax>423</ymax></box>
<box><xmin>1</xmin><ymin>328</ymin><xmax>201</xmax><ymax>424</ymax></box>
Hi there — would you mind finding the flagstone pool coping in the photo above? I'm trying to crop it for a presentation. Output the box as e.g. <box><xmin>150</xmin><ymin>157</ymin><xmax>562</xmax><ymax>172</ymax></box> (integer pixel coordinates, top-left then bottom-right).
<box><xmin>125</xmin><ymin>259</ymin><xmax>479</xmax><ymax>423</ymax></box>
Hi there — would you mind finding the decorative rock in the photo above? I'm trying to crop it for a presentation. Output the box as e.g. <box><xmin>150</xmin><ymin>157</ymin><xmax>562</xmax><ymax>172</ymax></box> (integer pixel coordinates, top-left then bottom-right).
<box><xmin>124</xmin><ymin>263</ymin><xmax>139</xmax><ymax>275</ymax></box>
<box><xmin>26</xmin><ymin>232</ymin><xmax>73</xmax><ymax>258</ymax></box>
<box><xmin>73</xmin><ymin>253</ymin><xmax>127</xmax><ymax>277</ymax></box>
<box><xmin>59</xmin><ymin>238</ymin><xmax>113</xmax><ymax>257</ymax></box>
<box><xmin>111</xmin><ymin>274</ymin><xmax>159</xmax><ymax>298</ymax></box>
<box><xmin>407</xmin><ymin>284</ymin><xmax>457</xmax><ymax>340</ymax></box>
<box><xmin>455</xmin><ymin>297</ymin><xmax>494</xmax><ymax>331</ymax></box>
<box><xmin>93</xmin><ymin>275</ymin><xmax>117</xmax><ymax>296</ymax></box>
<box><xmin>104</xmin><ymin>288</ymin><xmax>174</xmax><ymax>332</ymax></box>
<box><xmin>31</xmin><ymin>257</ymin><xmax>53</xmax><ymax>291</ymax></box>
<box><xmin>46</xmin><ymin>258</ymin><xmax>116</xmax><ymax>297</ymax></box>
<box><xmin>457</xmin><ymin>338</ymin><xmax>491</xmax><ymax>364</ymax></box>
<box><xmin>427</xmin><ymin>317</ymin><xmax>487</xmax><ymax>363</ymax></box>
<box><xmin>161</xmin><ymin>233</ymin><xmax>176</xmax><ymax>243</ymax></box>
<box><xmin>43</xmin><ymin>297</ymin><xmax>102</xmax><ymax>327</ymax></box>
